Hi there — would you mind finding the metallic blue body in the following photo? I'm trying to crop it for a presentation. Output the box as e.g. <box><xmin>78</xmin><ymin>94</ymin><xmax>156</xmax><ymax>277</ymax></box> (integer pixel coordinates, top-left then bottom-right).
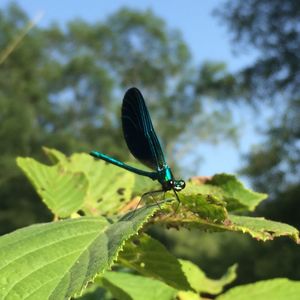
<box><xmin>90</xmin><ymin>87</ymin><xmax>185</xmax><ymax>193</ymax></box>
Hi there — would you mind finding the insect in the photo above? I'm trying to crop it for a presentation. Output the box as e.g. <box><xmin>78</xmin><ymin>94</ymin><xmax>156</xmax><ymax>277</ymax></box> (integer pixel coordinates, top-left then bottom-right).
<box><xmin>90</xmin><ymin>87</ymin><xmax>185</xmax><ymax>207</ymax></box>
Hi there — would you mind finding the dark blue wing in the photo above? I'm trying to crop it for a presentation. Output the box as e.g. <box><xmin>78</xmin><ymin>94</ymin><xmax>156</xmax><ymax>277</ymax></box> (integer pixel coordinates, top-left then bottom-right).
<box><xmin>121</xmin><ymin>87</ymin><xmax>166</xmax><ymax>170</ymax></box>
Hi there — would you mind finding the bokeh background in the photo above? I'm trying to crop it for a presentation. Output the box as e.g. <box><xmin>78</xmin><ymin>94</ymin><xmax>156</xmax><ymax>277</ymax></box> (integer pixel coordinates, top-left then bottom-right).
<box><xmin>1</xmin><ymin>0</ymin><xmax>299</xmax><ymax>287</ymax></box>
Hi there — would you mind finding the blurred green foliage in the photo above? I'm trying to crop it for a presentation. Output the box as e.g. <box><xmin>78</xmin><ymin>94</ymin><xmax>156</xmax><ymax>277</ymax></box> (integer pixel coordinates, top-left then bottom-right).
<box><xmin>0</xmin><ymin>0</ymin><xmax>299</xmax><ymax>291</ymax></box>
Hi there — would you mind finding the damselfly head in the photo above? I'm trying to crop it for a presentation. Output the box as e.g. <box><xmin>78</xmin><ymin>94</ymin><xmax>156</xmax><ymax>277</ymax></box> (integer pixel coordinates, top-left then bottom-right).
<box><xmin>172</xmin><ymin>179</ymin><xmax>186</xmax><ymax>191</ymax></box>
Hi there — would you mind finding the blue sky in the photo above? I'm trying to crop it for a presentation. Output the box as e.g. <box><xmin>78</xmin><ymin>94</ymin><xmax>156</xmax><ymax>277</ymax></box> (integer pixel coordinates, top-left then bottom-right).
<box><xmin>1</xmin><ymin>1</ymin><xmax>263</xmax><ymax>181</ymax></box>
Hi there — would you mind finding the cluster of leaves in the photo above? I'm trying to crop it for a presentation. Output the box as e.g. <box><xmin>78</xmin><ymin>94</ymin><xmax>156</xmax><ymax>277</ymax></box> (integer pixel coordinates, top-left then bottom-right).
<box><xmin>0</xmin><ymin>148</ymin><xmax>299</xmax><ymax>299</ymax></box>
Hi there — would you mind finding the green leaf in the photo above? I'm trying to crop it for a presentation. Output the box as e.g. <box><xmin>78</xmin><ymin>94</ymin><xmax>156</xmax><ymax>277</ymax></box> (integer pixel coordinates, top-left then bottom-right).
<box><xmin>79</xmin><ymin>289</ymin><xmax>110</xmax><ymax>300</ymax></box>
<box><xmin>216</xmin><ymin>278</ymin><xmax>300</xmax><ymax>300</ymax></box>
<box><xmin>210</xmin><ymin>174</ymin><xmax>268</xmax><ymax>211</ymax></box>
<box><xmin>228</xmin><ymin>215</ymin><xmax>300</xmax><ymax>242</ymax></box>
<box><xmin>0</xmin><ymin>204</ymin><xmax>160</xmax><ymax>299</ymax></box>
<box><xmin>191</xmin><ymin>174</ymin><xmax>268</xmax><ymax>212</ymax></box>
<box><xmin>74</xmin><ymin>277</ymin><xmax>109</xmax><ymax>300</ymax></box>
<box><xmin>43</xmin><ymin>147</ymin><xmax>68</xmax><ymax>164</ymax></box>
<box><xmin>102</xmin><ymin>271</ymin><xmax>177</xmax><ymax>300</ymax></box>
<box><xmin>17</xmin><ymin>157</ymin><xmax>88</xmax><ymax>217</ymax></box>
<box><xmin>156</xmin><ymin>214</ymin><xmax>299</xmax><ymax>243</ymax></box>
<box><xmin>17</xmin><ymin>151</ymin><xmax>135</xmax><ymax>217</ymax></box>
<box><xmin>180</xmin><ymin>260</ymin><xmax>237</xmax><ymax>295</ymax></box>
<box><xmin>119</xmin><ymin>234</ymin><xmax>191</xmax><ymax>290</ymax></box>
<box><xmin>177</xmin><ymin>291</ymin><xmax>202</xmax><ymax>300</ymax></box>
<box><xmin>60</xmin><ymin>153</ymin><xmax>135</xmax><ymax>216</ymax></box>
<box><xmin>176</xmin><ymin>182</ymin><xmax>228</xmax><ymax>223</ymax></box>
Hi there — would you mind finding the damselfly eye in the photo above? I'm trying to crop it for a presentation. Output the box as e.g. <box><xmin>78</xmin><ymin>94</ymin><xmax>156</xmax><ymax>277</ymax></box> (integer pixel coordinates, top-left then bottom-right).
<box><xmin>179</xmin><ymin>180</ymin><xmax>185</xmax><ymax>189</ymax></box>
<box><xmin>173</xmin><ymin>179</ymin><xmax>186</xmax><ymax>191</ymax></box>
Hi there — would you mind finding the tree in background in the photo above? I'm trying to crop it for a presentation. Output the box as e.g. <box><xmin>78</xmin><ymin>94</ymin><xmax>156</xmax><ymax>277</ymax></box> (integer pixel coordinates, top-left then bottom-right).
<box><xmin>215</xmin><ymin>0</ymin><xmax>300</xmax><ymax>282</ymax></box>
<box><xmin>0</xmin><ymin>3</ymin><xmax>236</xmax><ymax>234</ymax></box>
<box><xmin>153</xmin><ymin>0</ymin><xmax>300</xmax><ymax>286</ymax></box>
<box><xmin>218</xmin><ymin>0</ymin><xmax>300</xmax><ymax>203</ymax></box>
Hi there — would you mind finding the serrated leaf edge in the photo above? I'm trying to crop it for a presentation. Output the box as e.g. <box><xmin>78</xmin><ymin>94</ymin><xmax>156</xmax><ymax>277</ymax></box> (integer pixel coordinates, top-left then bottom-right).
<box><xmin>73</xmin><ymin>206</ymin><xmax>161</xmax><ymax>298</ymax></box>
